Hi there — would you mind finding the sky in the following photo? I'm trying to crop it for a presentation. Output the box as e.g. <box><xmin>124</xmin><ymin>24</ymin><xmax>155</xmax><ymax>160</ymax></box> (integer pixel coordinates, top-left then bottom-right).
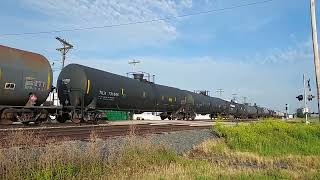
<box><xmin>0</xmin><ymin>0</ymin><xmax>319</xmax><ymax>113</ymax></box>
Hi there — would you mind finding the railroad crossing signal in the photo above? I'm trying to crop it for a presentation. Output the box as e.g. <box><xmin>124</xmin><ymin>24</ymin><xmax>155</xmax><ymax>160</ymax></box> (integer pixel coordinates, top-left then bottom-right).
<box><xmin>296</xmin><ymin>94</ymin><xmax>315</xmax><ymax>101</ymax></box>
<box><xmin>308</xmin><ymin>94</ymin><xmax>316</xmax><ymax>101</ymax></box>
<box><xmin>296</xmin><ymin>95</ymin><xmax>303</xmax><ymax>101</ymax></box>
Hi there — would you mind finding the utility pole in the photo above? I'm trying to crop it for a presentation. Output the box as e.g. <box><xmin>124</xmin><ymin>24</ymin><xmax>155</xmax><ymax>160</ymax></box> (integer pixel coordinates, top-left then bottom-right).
<box><xmin>310</xmin><ymin>0</ymin><xmax>320</xmax><ymax>120</ymax></box>
<box><xmin>56</xmin><ymin>37</ymin><xmax>73</xmax><ymax>70</ymax></box>
<box><xmin>216</xmin><ymin>89</ymin><xmax>224</xmax><ymax>98</ymax></box>
<box><xmin>128</xmin><ymin>59</ymin><xmax>141</xmax><ymax>72</ymax></box>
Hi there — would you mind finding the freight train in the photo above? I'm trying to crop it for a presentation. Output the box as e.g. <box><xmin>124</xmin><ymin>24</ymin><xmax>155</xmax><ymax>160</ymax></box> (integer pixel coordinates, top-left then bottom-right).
<box><xmin>0</xmin><ymin>45</ymin><xmax>282</xmax><ymax>124</ymax></box>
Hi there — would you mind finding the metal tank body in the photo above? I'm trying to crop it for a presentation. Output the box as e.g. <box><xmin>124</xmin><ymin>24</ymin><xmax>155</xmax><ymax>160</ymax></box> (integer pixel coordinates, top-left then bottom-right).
<box><xmin>262</xmin><ymin>108</ymin><xmax>270</xmax><ymax>117</ymax></box>
<box><xmin>0</xmin><ymin>45</ymin><xmax>53</xmax><ymax>106</ymax></box>
<box><xmin>256</xmin><ymin>107</ymin><xmax>264</xmax><ymax>117</ymax></box>
<box><xmin>57</xmin><ymin>64</ymin><xmax>229</xmax><ymax>116</ymax></box>
<box><xmin>58</xmin><ymin>64</ymin><xmax>189</xmax><ymax>112</ymax></box>
<box><xmin>226</xmin><ymin>101</ymin><xmax>238</xmax><ymax>117</ymax></box>
<box><xmin>246</xmin><ymin>105</ymin><xmax>258</xmax><ymax>118</ymax></box>
<box><xmin>232</xmin><ymin>103</ymin><xmax>248</xmax><ymax>118</ymax></box>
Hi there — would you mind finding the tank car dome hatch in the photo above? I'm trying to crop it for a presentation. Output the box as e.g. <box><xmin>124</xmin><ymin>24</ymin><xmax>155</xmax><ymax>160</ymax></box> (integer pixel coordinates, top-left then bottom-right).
<box><xmin>126</xmin><ymin>71</ymin><xmax>155</xmax><ymax>83</ymax></box>
<box><xmin>195</xmin><ymin>90</ymin><xmax>210</xmax><ymax>96</ymax></box>
<box><xmin>133</xmin><ymin>73</ymin><xmax>144</xmax><ymax>81</ymax></box>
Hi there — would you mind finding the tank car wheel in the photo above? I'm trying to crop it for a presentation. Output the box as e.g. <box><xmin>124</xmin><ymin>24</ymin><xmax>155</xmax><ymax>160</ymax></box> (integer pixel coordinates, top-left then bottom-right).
<box><xmin>72</xmin><ymin>118</ymin><xmax>81</xmax><ymax>123</ymax></box>
<box><xmin>38</xmin><ymin>110</ymin><xmax>49</xmax><ymax>123</ymax></box>
<box><xmin>0</xmin><ymin>109</ymin><xmax>15</xmax><ymax>125</ymax></box>
<box><xmin>57</xmin><ymin>116</ymin><xmax>67</xmax><ymax>123</ymax></box>
<box><xmin>71</xmin><ymin>113</ymin><xmax>82</xmax><ymax>123</ymax></box>
<box><xmin>57</xmin><ymin>113</ymin><xmax>70</xmax><ymax>123</ymax></box>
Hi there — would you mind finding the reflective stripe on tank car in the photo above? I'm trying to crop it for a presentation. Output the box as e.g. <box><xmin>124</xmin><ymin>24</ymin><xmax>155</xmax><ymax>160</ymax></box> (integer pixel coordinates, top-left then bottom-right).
<box><xmin>86</xmin><ymin>80</ymin><xmax>91</xmax><ymax>94</ymax></box>
<box><xmin>47</xmin><ymin>70</ymin><xmax>51</xmax><ymax>90</ymax></box>
<box><xmin>121</xmin><ymin>88</ymin><xmax>126</xmax><ymax>96</ymax></box>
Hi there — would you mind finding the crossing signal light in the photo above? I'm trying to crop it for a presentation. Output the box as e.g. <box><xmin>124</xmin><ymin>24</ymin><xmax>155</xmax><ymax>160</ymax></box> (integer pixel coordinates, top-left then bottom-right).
<box><xmin>296</xmin><ymin>95</ymin><xmax>303</xmax><ymax>101</ymax></box>
<box><xmin>308</xmin><ymin>95</ymin><xmax>315</xmax><ymax>101</ymax></box>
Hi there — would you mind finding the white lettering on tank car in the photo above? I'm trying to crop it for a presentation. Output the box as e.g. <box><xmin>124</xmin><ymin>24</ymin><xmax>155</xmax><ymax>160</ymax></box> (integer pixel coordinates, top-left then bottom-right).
<box><xmin>108</xmin><ymin>91</ymin><xmax>119</xmax><ymax>97</ymax></box>
<box><xmin>99</xmin><ymin>90</ymin><xmax>107</xmax><ymax>96</ymax></box>
<box><xmin>24</xmin><ymin>77</ymin><xmax>46</xmax><ymax>91</ymax></box>
<box><xmin>98</xmin><ymin>90</ymin><xmax>119</xmax><ymax>101</ymax></box>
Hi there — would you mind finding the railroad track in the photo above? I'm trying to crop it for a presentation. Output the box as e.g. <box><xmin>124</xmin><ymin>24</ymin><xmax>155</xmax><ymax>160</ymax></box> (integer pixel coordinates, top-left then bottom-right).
<box><xmin>0</xmin><ymin>119</ymin><xmax>261</xmax><ymax>147</ymax></box>
<box><xmin>0</xmin><ymin>118</ymin><xmax>259</xmax><ymax>129</ymax></box>
<box><xmin>0</xmin><ymin>123</ymin><xmax>214</xmax><ymax>147</ymax></box>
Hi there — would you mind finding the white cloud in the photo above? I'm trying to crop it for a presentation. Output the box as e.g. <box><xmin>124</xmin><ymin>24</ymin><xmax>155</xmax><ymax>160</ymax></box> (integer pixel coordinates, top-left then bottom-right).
<box><xmin>20</xmin><ymin>0</ymin><xmax>195</xmax><ymax>45</ymax></box>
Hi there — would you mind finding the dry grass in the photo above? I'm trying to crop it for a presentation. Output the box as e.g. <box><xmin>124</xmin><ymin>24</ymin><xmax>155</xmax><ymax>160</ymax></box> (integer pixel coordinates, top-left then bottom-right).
<box><xmin>0</xmin><ymin>126</ymin><xmax>174</xmax><ymax>179</ymax></box>
<box><xmin>0</xmin><ymin>130</ymin><xmax>107</xmax><ymax>179</ymax></box>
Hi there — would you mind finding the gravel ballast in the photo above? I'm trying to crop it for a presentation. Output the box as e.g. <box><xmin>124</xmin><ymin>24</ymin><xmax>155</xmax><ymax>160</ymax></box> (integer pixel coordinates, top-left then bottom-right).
<box><xmin>82</xmin><ymin>129</ymin><xmax>219</xmax><ymax>156</ymax></box>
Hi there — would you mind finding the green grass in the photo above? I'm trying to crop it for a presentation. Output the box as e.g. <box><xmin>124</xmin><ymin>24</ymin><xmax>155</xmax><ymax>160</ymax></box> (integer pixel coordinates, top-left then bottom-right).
<box><xmin>215</xmin><ymin>119</ymin><xmax>320</xmax><ymax>156</ymax></box>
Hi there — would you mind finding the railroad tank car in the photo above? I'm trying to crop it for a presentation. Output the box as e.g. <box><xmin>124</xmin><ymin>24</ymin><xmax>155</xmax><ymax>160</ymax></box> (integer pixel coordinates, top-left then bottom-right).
<box><xmin>191</xmin><ymin>92</ymin><xmax>230</xmax><ymax>117</ymax></box>
<box><xmin>0</xmin><ymin>45</ymin><xmax>53</xmax><ymax>106</ymax></box>
<box><xmin>57</xmin><ymin>64</ymin><xmax>233</xmax><ymax>122</ymax></box>
<box><xmin>245</xmin><ymin>105</ymin><xmax>258</xmax><ymax>118</ymax></box>
<box><xmin>262</xmin><ymin>108</ymin><xmax>271</xmax><ymax>117</ymax></box>
<box><xmin>0</xmin><ymin>45</ymin><xmax>53</xmax><ymax>124</ymax></box>
<box><xmin>256</xmin><ymin>106</ymin><xmax>264</xmax><ymax>118</ymax></box>
<box><xmin>57</xmin><ymin>64</ymin><xmax>181</xmax><ymax>111</ymax></box>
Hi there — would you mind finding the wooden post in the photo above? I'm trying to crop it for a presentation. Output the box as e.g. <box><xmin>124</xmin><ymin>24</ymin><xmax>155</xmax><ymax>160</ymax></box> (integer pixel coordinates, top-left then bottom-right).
<box><xmin>310</xmin><ymin>0</ymin><xmax>320</xmax><ymax>120</ymax></box>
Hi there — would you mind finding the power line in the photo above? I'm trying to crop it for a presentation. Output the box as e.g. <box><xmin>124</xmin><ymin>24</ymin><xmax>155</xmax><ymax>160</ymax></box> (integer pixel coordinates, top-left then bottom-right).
<box><xmin>0</xmin><ymin>0</ymin><xmax>275</xmax><ymax>37</ymax></box>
